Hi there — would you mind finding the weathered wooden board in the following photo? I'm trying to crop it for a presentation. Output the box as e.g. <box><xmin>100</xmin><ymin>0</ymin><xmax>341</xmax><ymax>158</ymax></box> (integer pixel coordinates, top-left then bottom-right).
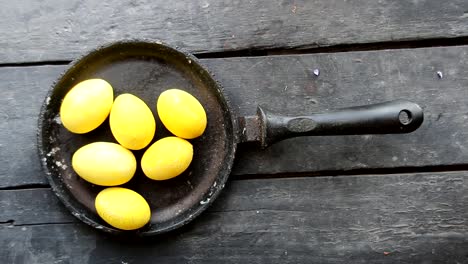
<box><xmin>215</xmin><ymin>46</ymin><xmax>468</xmax><ymax>176</ymax></box>
<box><xmin>0</xmin><ymin>187</ymin><xmax>74</xmax><ymax>225</ymax></box>
<box><xmin>1</xmin><ymin>0</ymin><xmax>468</xmax><ymax>63</ymax></box>
<box><xmin>1</xmin><ymin>172</ymin><xmax>467</xmax><ymax>263</ymax></box>
<box><xmin>0</xmin><ymin>66</ymin><xmax>63</xmax><ymax>187</ymax></box>
<box><xmin>2</xmin><ymin>46</ymin><xmax>468</xmax><ymax>187</ymax></box>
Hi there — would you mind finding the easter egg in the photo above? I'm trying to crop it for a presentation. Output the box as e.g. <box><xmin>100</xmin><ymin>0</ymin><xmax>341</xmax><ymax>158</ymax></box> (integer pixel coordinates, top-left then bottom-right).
<box><xmin>60</xmin><ymin>79</ymin><xmax>113</xmax><ymax>134</ymax></box>
<box><xmin>110</xmin><ymin>93</ymin><xmax>156</xmax><ymax>150</ymax></box>
<box><xmin>141</xmin><ymin>136</ymin><xmax>193</xmax><ymax>180</ymax></box>
<box><xmin>157</xmin><ymin>89</ymin><xmax>206</xmax><ymax>139</ymax></box>
<box><xmin>72</xmin><ymin>142</ymin><xmax>136</xmax><ymax>186</ymax></box>
<box><xmin>95</xmin><ymin>187</ymin><xmax>151</xmax><ymax>230</ymax></box>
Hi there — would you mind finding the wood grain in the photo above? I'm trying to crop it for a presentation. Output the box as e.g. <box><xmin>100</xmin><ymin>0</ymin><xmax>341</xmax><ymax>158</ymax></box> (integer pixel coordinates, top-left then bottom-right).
<box><xmin>3</xmin><ymin>46</ymin><xmax>468</xmax><ymax>187</ymax></box>
<box><xmin>1</xmin><ymin>172</ymin><xmax>467</xmax><ymax>263</ymax></box>
<box><xmin>0</xmin><ymin>66</ymin><xmax>63</xmax><ymax>187</ymax></box>
<box><xmin>1</xmin><ymin>0</ymin><xmax>468</xmax><ymax>63</ymax></box>
<box><xmin>214</xmin><ymin>46</ymin><xmax>468</xmax><ymax>176</ymax></box>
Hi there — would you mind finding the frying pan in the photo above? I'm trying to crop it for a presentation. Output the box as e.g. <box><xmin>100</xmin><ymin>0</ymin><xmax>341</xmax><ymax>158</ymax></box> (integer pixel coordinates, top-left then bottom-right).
<box><xmin>38</xmin><ymin>40</ymin><xmax>424</xmax><ymax>236</ymax></box>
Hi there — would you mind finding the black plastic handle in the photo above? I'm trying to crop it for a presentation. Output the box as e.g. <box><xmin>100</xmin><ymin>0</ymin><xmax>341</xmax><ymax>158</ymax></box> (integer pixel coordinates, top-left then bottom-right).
<box><xmin>256</xmin><ymin>100</ymin><xmax>424</xmax><ymax>148</ymax></box>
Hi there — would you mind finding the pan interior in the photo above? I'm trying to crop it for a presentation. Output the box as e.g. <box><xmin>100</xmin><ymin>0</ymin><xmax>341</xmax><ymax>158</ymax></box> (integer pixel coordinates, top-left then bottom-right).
<box><xmin>38</xmin><ymin>42</ymin><xmax>236</xmax><ymax>235</ymax></box>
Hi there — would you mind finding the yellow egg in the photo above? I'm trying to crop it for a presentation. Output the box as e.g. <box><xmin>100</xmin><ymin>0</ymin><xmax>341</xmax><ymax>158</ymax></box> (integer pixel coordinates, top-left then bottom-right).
<box><xmin>157</xmin><ymin>89</ymin><xmax>207</xmax><ymax>139</ymax></box>
<box><xmin>72</xmin><ymin>142</ymin><xmax>136</xmax><ymax>186</ymax></box>
<box><xmin>110</xmin><ymin>93</ymin><xmax>156</xmax><ymax>150</ymax></box>
<box><xmin>60</xmin><ymin>79</ymin><xmax>113</xmax><ymax>134</ymax></box>
<box><xmin>141</xmin><ymin>136</ymin><xmax>193</xmax><ymax>180</ymax></box>
<box><xmin>95</xmin><ymin>187</ymin><xmax>151</xmax><ymax>230</ymax></box>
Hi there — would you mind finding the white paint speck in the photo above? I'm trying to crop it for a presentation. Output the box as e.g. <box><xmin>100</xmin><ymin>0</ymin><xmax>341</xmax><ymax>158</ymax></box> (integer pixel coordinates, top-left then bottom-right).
<box><xmin>47</xmin><ymin>147</ymin><xmax>60</xmax><ymax>157</ymax></box>
<box><xmin>436</xmin><ymin>71</ymin><xmax>443</xmax><ymax>79</ymax></box>
<box><xmin>188</xmin><ymin>59</ymin><xmax>192</xmax><ymax>64</ymax></box>
<box><xmin>72</xmin><ymin>212</ymin><xmax>81</xmax><ymax>217</ymax></box>
<box><xmin>54</xmin><ymin>115</ymin><xmax>62</xmax><ymax>125</ymax></box>
<box><xmin>187</xmin><ymin>180</ymin><xmax>194</xmax><ymax>189</ymax></box>
<box><xmin>256</xmin><ymin>210</ymin><xmax>260</xmax><ymax>214</ymax></box>
<box><xmin>313</xmin><ymin>69</ymin><xmax>320</xmax><ymax>76</ymax></box>
<box><xmin>213</xmin><ymin>182</ymin><xmax>217</xmax><ymax>187</ymax></box>
<box><xmin>46</xmin><ymin>97</ymin><xmax>51</xmax><ymax>105</ymax></box>
<box><xmin>201</xmin><ymin>2</ymin><xmax>210</xmax><ymax>8</ymax></box>
<box><xmin>200</xmin><ymin>198</ymin><xmax>211</xmax><ymax>205</ymax></box>
<box><xmin>21</xmin><ymin>227</ymin><xmax>27</xmax><ymax>231</ymax></box>
<box><xmin>392</xmin><ymin>156</ymin><xmax>398</xmax><ymax>161</ymax></box>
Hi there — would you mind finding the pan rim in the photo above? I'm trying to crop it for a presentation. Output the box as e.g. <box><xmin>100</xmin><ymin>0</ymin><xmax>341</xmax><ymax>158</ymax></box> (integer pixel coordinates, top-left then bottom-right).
<box><xmin>37</xmin><ymin>39</ymin><xmax>239</xmax><ymax>236</ymax></box>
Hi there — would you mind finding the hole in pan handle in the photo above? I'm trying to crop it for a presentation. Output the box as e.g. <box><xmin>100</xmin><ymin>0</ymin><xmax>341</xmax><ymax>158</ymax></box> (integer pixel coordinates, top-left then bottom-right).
<box><xmin>239</xmin><ymin>100</ymin><xmax>424</xmax><ymax>148</ymax></box>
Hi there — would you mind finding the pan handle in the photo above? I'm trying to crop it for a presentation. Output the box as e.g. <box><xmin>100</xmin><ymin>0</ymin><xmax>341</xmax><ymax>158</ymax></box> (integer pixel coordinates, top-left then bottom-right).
<box><xmin>248</xmin><ymin>100</ymin><xmax>423</xmax><ymax>148</ymax></box>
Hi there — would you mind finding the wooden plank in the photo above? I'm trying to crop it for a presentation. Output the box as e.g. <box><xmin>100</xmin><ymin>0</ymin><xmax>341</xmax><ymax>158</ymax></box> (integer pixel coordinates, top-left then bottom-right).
<box><xmin>1</xmin><ymin>172</ymin><xmax>467</xmax><ymax>263</ymax></box>
<box><xmin>0</xmin><ymin>66</ymin><xmax>63</xmax><ymax>187</ymax></box>
<box><xmin>3</xmin><ymin>46</ymin><xmax>468</xmax><ymax>187</ymax></box>
<box><xmin>0</xmin><ymin>188</ymin><xmax>74</xmax><ymax>225</ymax></box>
<box><xmin>218</xmin><ymin>46</ymin><xmax>468</xmax><ymax>176</ymax></box>
<box><xmin>1</xmin><ymin>0</ymin><xmax>468</xmax><ymax>63</ymax></box>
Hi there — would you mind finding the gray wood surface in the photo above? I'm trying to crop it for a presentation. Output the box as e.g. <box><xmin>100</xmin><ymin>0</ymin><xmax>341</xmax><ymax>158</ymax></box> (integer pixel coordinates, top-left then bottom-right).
<box><xmin>1</xmin><ymin>0</ymin><xmax>468</xmax><ymax>63</ymax></box>
<box><xmin>0</xmin><ymin>66</ymin><xmax>63</xmax><ymax>188</ymax></box>
<box><xmin>3</xmin><ymin>0</ymin><xmax>467</xmax><ymax>263</ymax></box>
<box><xmin>3</xmin><ymin>46</ymin><xmax>468</xmax><ymax>187</ymax></box>
<box><xmin>1</xmin><ymin>172</ymin><xmax>467</xmax><ymax>263</ymax></box>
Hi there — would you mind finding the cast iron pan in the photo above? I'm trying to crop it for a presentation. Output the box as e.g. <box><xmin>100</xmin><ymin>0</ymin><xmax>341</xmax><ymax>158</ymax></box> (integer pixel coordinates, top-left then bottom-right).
<box><xmin>38</xmin><ymin>40</ymin><xmax>424</xmax><ymax>236</ymax></box>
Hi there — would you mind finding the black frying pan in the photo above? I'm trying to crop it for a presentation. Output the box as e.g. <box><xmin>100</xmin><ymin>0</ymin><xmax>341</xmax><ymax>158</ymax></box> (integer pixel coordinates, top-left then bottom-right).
<box><xmin>38</xmin><ymin>40</ymin><xmax>424</xmax><ymax>236</ymax></box>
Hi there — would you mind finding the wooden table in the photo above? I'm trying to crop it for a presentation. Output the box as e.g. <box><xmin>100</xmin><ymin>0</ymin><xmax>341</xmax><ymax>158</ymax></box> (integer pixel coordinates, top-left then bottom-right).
<box><xmin>1</xmin><ymin>0</ymin><xmax>468</xmax><ymax>263</ymax></box>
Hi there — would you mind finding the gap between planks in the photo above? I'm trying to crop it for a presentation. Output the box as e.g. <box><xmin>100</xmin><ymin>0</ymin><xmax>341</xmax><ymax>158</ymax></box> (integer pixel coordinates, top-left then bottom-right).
<box><xmin>3</xmin><ymin>166</ymin><xmax>468</xmax><ymax>191</ymax></box>
<box><xmin>2</xmin><ymin>36</ymin><xmax>468</xmax><ymax>67</ymax></box>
